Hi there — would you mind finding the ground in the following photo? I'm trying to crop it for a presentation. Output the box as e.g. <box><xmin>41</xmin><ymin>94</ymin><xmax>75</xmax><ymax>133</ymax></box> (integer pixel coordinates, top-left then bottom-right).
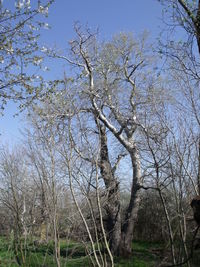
<box><xmin>0</xmin><ymin>237</ymin><xmax>199</xmax><ymax>266</ymax></box>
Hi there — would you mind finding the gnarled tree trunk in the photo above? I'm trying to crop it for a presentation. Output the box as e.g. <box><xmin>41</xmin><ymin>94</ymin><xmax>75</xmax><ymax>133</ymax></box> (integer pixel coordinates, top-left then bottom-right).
<box><xmin>99</xmin><ymin>123</ymin><xmax>142</xmax><ymax>256</ymax></box>
<box><xmin>99</xmin><ymin>123</ymin><xmax>121</xmax><ymax>255</ymax></box>
<box><xmin>119</xmin><ymin>147</ymin><xmax>142</xmax><ymax>257</ymax></box>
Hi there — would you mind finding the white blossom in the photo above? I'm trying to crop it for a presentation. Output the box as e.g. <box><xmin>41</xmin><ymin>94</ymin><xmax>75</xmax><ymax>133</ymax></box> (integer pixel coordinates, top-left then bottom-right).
<box><xmin>43</xmin><ymin>66</ymin><xmax>48</xmax><ymax>71</ymax></box>
<box><xmin>15</xmin><ymin>1</ymin><xmax>25</xmax><ymax>9</ymax></box>
<box><xmin>33</xmin><ymin>57</ymin><xmax>43</xmax><ymax>65</ymax></box>
<box><xmin>0</xmin><ymin>57</ymin><xmax>4</xmax><ymax>64</ymax></box>
<box><xmin>7</xmin><ymin>47</ymin><xmax>14</xmax><ymax>54</ymax></box>
<box><xmin>29</xmin><ymin>24</ymin><xmax>38</xmax><ymax>31</ymax></box>
<box><xmin>38</xmin><ymin>5</ymin><xmax>49</xmax><ymax>15</ymax></box>
<box><xmin>26</xmin><ymin>0</ymin><xmax>30</xmax><ymax>6</ymax></box>
<box><xmin>43</xmin><ymin>23</ymin><xmax>49</xmax><ymax>29</ymax></box>
<box><xmin>41</xmin><ymin>46</ymin><xmax>48</xmax><ymax>52</ymax></box>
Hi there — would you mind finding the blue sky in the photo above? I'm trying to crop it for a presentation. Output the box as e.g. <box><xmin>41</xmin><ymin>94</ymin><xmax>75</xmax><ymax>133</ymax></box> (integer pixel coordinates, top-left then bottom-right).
<box><xmin>0</xmin><ymin>0</ymin><xmax>163</xmax><ymax>144</ymax></box>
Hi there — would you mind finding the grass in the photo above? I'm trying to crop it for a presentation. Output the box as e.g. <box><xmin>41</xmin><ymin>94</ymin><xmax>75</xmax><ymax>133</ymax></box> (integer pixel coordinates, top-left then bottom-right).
<box><xmin>115</xmin><ymin>240</ymin><xmax>163</xmax><ymax>267</ymax></box>
<box><xmin>0</xmin><ymin>237</ymin><xmax>90</xmax><ymax>267</ymax></box>
<box><xmin>3</xmin><ymin>236</ymin><xmax>197</xmax><ymax>267</ymax></box>
<box><xmin>0</xmin><ymin>237</ymin><xmax>160</xmax><ymax>266</ymax></box>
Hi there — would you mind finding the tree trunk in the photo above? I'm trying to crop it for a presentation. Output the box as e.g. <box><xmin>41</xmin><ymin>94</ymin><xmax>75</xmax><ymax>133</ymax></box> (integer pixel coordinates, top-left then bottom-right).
<box><xmin>196</xmin><ymin>0</ymin><xmax>200</xmax><ymax>56</ymax></box>
<box><xmin>119</xmin><ymin>147</ymin><xmax>142</xmax><ymax>257</ymax></box>
<box><xmin>39</xmin><ymin>189</ymin><xmax>48</xmax><ymax>243</ymax></box>
<box><xmin>99</xmin><ymin>123</ymin><xmax>121</xmax><ymax>255</ymax></box>
<box><xmin>99</xmin><ymin>123</ymin><xmax>142</xmax><ymax>257</ymax></box>
<box><xmin>197</xmin><ymin>137</ymin><xmax>200</xmax><ymax>195</ymax></box>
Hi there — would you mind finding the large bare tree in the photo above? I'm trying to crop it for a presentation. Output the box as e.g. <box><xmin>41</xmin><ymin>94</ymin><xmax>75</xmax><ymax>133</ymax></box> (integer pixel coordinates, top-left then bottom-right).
<box><xmin>44</xmin><ymin>25</ymin><xmax>166</xmax><ymax>257</ymax></box>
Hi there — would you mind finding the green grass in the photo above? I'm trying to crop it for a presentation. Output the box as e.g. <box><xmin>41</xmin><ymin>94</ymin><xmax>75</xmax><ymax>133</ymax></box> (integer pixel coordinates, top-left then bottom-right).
<box><xmin>115</xmin><ymin>240</ymin><xmax>162</xmax><ymax>267</ymax></box>
<box><xmin>0</xmin><ymin>237</ymin><xmax>90</xmax><ymax>267</ymax></box>
<box><xmin>1</xmin><ymin>236</ymin><xmax>199</xmax><ymax>266</ymax></box>
<box><xmin>0</xmin><ymin>237</ymin><xmax>167</xmax><ymax>267</ymax></box>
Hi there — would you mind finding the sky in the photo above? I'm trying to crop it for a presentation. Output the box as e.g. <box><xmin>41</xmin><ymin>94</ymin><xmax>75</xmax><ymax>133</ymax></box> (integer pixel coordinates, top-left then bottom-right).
<box><xmin>0</xmin><ymin>0</ymin><xmax>163</xmax><ymax>145</ymax></box>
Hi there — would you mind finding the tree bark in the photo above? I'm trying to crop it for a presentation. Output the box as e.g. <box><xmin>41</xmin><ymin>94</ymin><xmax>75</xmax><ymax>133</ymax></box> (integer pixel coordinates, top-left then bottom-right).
<box><xmin>197</xmin><ymin>137</ymin><xmax>200</xmax><ymax>195</ymax></box>
<box><xmin>178</xmin><ymin>0</ymin><xmax>200</xmax><ymax>55</ymax></box>
<box><xmin>39</xmin><ymin>186</ymin><xmax>48</xmax><ymax>243</ymax></box>
<box><xmin>195</xmin><ymin>0</ymin><xmax>200</xmax><ymax>55</ymax></box>
<box><xmin>119</xmin><ymin>147</ymin><xmax>142</xmax><ymax>257</ymax></box>
<box><xmin>98</xmin><ymin>122</ymin><xmax>142</xmax><ymax>257</ymax></box>
<box><xmin>99</xmin><ymin>123</ymin><xmax>122</xmax><ymax>255</ymax></box>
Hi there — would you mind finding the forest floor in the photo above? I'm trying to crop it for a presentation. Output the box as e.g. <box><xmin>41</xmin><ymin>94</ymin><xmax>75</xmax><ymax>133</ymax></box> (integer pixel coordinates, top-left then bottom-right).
<box><xmin>0</xmin><ymin>237</ymin><xmax>199</xmax><ymax>266</ymax></box>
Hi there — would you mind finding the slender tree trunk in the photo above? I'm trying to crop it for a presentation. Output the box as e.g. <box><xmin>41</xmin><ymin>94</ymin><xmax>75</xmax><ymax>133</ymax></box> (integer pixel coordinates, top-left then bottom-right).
<box><xmin>197</xmin><ymin>137</ymin><xmax>200</xmax><ymax>195</ymax></box>
<box><xmin>99</xmin><ymin>124</ymin><xmax>121</xmax><ymax>255</ymax></box>
<box><xmin>119</xmin><ymin>147</ymin><xmax>142</xmax><ymax>257</ymax></box>
<box><xmin>159</xmin><ymin>190</ymin><xmax>176</xmax><ymax>265</ymax></box>
<box><xmin>196</xmin><ymin>0</ymin><xmax>200</xmax><ymax>56</ymax></box>
<box><xmin>40</xmin><ymin>189</ymin><xmax>48</xmax><ymax>243</ymax></box>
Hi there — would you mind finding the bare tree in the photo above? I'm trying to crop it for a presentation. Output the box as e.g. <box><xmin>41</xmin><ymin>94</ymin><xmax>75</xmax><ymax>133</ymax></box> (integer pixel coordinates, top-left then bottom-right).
<box><xmin>24</xmin><ymin>112</ymin><xmax>63</xmax><ymax>267</ymax></box>
<box><xmin>0</xmin><ymin>147</ymin><xmax>34</xmax><ymax>265</ymax></box>
<box><xmin>43</xmin><ymin>24</ymin><xmax>168</xmax><ymax>257</ymax></box>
